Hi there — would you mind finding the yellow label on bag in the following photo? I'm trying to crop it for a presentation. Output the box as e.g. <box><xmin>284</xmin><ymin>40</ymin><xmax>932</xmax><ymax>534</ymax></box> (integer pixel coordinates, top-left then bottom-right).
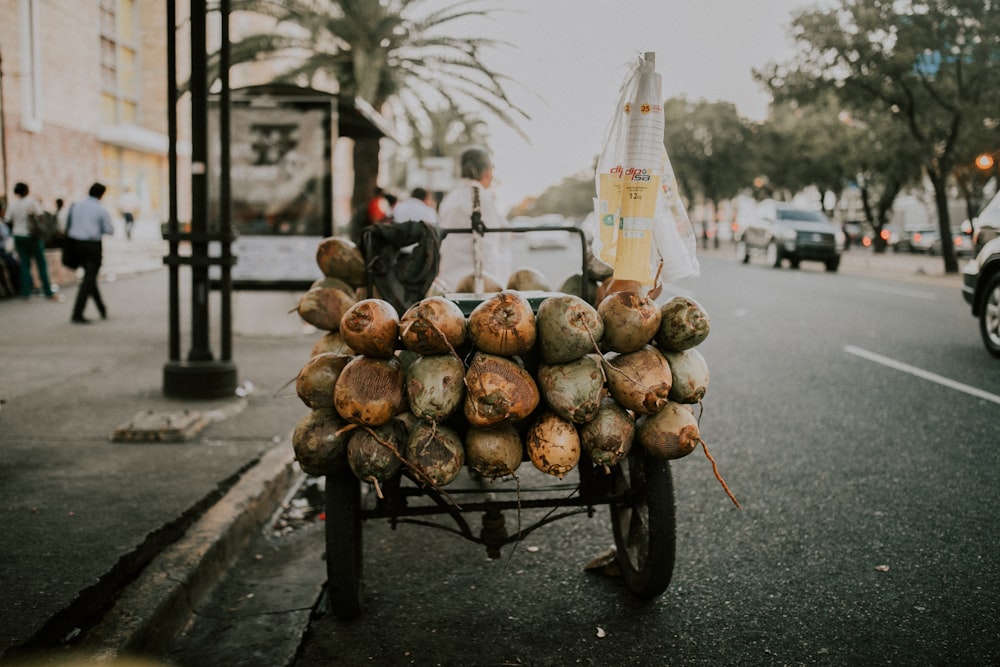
<box><xmin>613</xmin><ymin>172</ymin><xmax>660</xmax><ymax>284</ymax></box>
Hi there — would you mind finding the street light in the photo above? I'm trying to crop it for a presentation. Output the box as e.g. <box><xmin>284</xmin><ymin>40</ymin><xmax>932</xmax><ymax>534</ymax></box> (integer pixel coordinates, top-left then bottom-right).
<box><xmin>975</xmin><ymin>152</ymin><xmax>996</xmax><ymax>171</ymax></box>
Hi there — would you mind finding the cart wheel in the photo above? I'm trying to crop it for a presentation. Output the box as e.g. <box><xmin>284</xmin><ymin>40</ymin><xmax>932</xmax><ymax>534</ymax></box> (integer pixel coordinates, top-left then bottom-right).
<box><xmin>610</xmin><ymin>446</ymin><xmax>676</xmax><ymax>599</ymax></box>
<box><xmin>326</xmin><ymin>469</ymin><xmax>362</xmax><ymax>620</ymax></box>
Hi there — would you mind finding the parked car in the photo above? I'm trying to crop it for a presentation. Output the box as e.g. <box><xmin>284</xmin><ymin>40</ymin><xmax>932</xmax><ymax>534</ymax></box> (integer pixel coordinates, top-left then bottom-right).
<box><xmin>962</xmin><ymin>234</ymin><xmax>1000</xmax><ymax>357</ymax></box>
<box><xmin>893</xmin><ymin>227</ymin><xmax>940</xmax><ymax>253</ymax></box>
<box><xmin>736</xmin><ymin>201</ymin><xmax>843</xmax><ymax>272</ymax></box>
<box><xmin>972</xmin><ymin>191</ymin><xmax>1000</xmax><ymax>256</ymax></box>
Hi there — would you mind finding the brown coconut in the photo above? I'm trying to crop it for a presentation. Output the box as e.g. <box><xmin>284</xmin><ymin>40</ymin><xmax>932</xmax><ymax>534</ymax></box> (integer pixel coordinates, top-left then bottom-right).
<box><xmin>339</xmin><ymin>298</ymin><xmax>400</xmax><ymax>358</ymax></box>
<box><xmin>315</xmin><ymin>236</ymin><xmax>366</xmax><ymax>287</ymax></box>
<box><xmin>526</xmin><ymin>410</ymin><xmax>581</xmax><ymax>479</ymax></box>
<box><xmin>468</xmin><ymin>290</ymin><xmax>537</xmax><ymax>357</ymax></box>
<box><xmin>405</xmin><ymin>353</ymin><xmax>466</xmax><ymax>423</ymax></box>
<box><xmin>465</xmin><ymin>424</ymin><xmax>523</xmax><ymax>479</ymax></box>
<box><xmin>347</xmin><ymin>418</ymin><xmax>407</xmax><ymax>487</ymax></box>
<box><xmin>506</xmin><ymin>267</ymin><xmax>552</xmax><ymax>291</ymax></box>
<box><xmin>405</xmin><ymin>420</ymin><xmax>465</xmax><ymax>487</ymax></box>
<box><xmin>455</xmin><ymin>272</ymin><xmax>503</xmax><ymax>294</ymax></box>
<box><xmin>310</xmin><ymin>331</ymin><xmax>354</xmax><ymax>357</ymax></box>
<box><xmin>536</xmin><ymin>294</ymin><xmax>604</xmax><ymax>364</ymax></box>
<box><xmin>663</xmin><ymin>347</ymin><xmax>710</xmax><ymax>404</ymax></box>
<box><xmin>295</xmin><ymin>286</ymin><xmax>357</xmax><ymax>331</ymax></box>
<box><xmin>636</xmin><ymin>400</ymin><xmax>701</xmax><ymax>460</ymax></box>
<box><xmin>580</xmin><ymin>397</ymin><xmax>635</xmax><ymax>469</ymax></box>
<box><xmin>597</xmin><ymin>290</ymin><xmax>661</xmax><ymax>353</ymax></box>
<box><xmin>333</xmin><ymin>355</ymin><xmax>406</xmax><ymax>427</ymax></box>
<box><xmin>655</xmin><ymin>296</ymin><xmax>711</xmax><ymax>351</ymax></box>
<box><xmin>296</xmin><ymin>352</ymin><xmax>351</xmax><ymax>409</ymax></box>
<box><xmin>537</xmin><ymin>354</ymin><xmax>605</xmax><ymax>424</ymax></box>
<box><xmin>604</xmin><ymin>345</ymin><xmax>673</xmax><ymax>415</ymax></box>
<box><xmin>291</xmin><ymin>408</ymin><xmax>351</xmax><ymax>476</ymax></box>
<box><xmin>463</xmin><ymin>352</ymin><xmax>540</xmax><ymax>427</ymax></box>
<box><xmin>399</xmin><ymin>296</ymin><xmax>467</xmax><ymax>355</ymax></box>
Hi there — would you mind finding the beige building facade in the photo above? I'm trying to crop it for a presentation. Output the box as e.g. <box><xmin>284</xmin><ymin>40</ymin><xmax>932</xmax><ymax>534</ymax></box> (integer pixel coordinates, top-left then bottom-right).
<box><xmin>0</xmin><ymin>0</ymin><xmax>170</xmax><ymax>221</ymax></box>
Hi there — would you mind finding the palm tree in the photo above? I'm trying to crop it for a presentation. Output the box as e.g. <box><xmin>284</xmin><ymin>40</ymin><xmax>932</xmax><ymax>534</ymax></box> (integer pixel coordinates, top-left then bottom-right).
<box><xmin>223</xmin><ymin>0</ymin><xmax>529</xmax><ymax>210</ymax></box>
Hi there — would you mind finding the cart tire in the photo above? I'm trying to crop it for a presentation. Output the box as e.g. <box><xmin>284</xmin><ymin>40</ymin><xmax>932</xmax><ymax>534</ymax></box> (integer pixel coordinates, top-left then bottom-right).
<box><xmin>610</xmin><ymin>446</ymin><xmax>676</xmax><ymax>599</ymax></box>
<box><xmin>326</xmin><ymin>470</ymin><xmax>362</xmax><ymax>620</ymax></box>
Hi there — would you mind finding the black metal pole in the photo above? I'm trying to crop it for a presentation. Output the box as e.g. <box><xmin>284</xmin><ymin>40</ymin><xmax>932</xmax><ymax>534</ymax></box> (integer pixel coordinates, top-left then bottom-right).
<box><xmin>188</xmin><ymin>0</ymin><xmax>212</xmax><ymax>363</ymax></box>
<box><xmin>219</xmin><ymin>0</ymin><xmax>233</xmax><ymax>361</ymax></box>
<box><xmin>166</xmin><ymin>0</ymin><xmax>180</xmax><ymax>361</ymax></box>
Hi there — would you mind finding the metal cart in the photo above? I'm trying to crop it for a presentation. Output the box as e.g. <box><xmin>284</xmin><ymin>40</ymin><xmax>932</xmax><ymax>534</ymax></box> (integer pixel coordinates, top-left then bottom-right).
<box><xmin>325</xmin><ymin>225</ymin><xmax>677</xmax><ymax>620</ymax></box>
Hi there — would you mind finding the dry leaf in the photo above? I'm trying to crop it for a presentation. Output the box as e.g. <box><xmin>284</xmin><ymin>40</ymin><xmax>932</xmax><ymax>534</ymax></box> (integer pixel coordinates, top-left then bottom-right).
<box><xmin>596</xmin><ymin>627</ymin><xmax>607</xmax><ymax>638</ymax></box>
<box><xmin>874</xmin><ymin>564</ymin><xmax>890</xmax><ymax>572</ymax></box>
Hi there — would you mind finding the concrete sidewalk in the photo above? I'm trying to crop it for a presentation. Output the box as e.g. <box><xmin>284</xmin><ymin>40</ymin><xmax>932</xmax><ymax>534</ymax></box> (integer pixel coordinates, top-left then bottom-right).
<box><xmin>0</xmin><ymin>252</ymin><xmax>318</xmax><ymax>663</ymax></box>
<box><xmin>0</xmin><ymin>237</ymin><xmax>964</xmax><ymax>664</ymax></box>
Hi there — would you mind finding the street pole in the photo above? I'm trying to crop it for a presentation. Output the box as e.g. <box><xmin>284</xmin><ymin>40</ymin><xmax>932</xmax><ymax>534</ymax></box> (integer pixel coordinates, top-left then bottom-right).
<box><xmin>162</xmin><ymin>0</ymin><xmax>237</xmax><ymax>398</ymax></box>
<box><xmin>0</xmin><ymin>47</ymin><xmax>9</xmax><ymax>202</ymax></box>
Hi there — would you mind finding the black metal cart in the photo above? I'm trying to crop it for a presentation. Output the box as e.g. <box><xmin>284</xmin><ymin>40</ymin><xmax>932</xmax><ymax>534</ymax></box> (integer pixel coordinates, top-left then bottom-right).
<box><xmin>324</xmin><ymin>225</ymin><xmax>677</xmax><ymax>620</ymax></box>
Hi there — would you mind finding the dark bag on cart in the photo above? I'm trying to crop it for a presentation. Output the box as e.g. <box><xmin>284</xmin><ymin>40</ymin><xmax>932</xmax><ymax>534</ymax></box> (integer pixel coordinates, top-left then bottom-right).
<box><xmin>360</xmin><ymin>220</ymin><xmax>441</xmax><ymax>313</ymax></box>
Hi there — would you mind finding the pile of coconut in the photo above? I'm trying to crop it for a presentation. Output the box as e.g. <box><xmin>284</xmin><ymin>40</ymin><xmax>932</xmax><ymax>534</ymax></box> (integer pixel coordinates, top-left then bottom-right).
<box><xmin>290</xmin><ymin>236</ymin><xmax>738</xmax><ymax>507</ymax></box>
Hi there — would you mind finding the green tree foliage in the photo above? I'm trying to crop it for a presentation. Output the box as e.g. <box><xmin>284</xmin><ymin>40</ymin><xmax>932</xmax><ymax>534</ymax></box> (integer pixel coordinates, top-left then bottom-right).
<box><xmin>225</xmin><ymin>0</ymin><xmax>528</xmax><ymax>210</ymax></box>
<box><xmin>755</xmin><ymin>0</ymin><xmax>1000</xmax><ymax>273</ymax></box>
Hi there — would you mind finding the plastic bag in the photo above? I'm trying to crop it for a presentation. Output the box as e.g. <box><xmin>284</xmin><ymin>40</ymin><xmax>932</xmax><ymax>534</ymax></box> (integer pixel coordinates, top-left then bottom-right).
<box><xmin>593</xmin><ymin>52</ymin><xmax>699</xmax><ymax>293</ymax></box>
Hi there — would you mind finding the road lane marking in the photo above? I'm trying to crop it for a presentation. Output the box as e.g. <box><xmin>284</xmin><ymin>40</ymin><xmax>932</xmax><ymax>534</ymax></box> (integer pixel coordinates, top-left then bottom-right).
<box><xmin>855</xmin><ymin>283</ymin><xmax>937</xmax><ymax>300</ymax></box>
<box><xmin>845</xmin><ymin>345</ymin><xmax>1000</xmax><ymax>406</ymax></box>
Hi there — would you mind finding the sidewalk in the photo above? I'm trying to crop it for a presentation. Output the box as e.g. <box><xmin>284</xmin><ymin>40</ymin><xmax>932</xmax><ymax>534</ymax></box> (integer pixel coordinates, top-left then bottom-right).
<box><xmin>0</xmin><ymin>238</ymin><xmax>318</xmax><ymax>662</ymax></box>
<box><xmin>0</xmin><ymin>237</ymin><xmax>964</xmax><ymax>663</ymax></box>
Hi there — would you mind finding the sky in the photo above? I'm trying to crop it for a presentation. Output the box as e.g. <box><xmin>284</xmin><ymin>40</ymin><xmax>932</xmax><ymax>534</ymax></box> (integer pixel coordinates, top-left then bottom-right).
<box><xmin>438</xmin><ymin>0</ymin><xmax>821</xmax><ymax>211</ymax></box>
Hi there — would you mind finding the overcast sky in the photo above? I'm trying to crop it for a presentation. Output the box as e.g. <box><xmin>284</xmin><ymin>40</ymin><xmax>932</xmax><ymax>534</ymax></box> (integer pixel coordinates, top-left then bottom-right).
<box><xmin>439</xmin><ymin>0</ymin><xmax>822</xmax><ymax>210</ymax></box>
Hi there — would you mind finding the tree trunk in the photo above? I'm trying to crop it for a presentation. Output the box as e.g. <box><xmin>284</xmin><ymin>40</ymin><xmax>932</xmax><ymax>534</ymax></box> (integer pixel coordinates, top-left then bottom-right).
<box><xmin>927</xmin><ymin>168</ymin><xmax>959</xmax><ymax>274</ymax></box>
<box><xmin>352</xmin><ymin>136</ymin><xmax>382</xmax><ymax>213</ymax></box>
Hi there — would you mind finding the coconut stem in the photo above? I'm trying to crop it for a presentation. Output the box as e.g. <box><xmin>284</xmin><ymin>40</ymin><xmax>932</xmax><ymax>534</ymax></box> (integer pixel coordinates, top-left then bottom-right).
<box><xmin>363</xmin><ymin>425</ymin><xmax>463</xmax><ymax>510</ymax></box>
<box><xmin>699</xmin><ymin>438</ymin><xmax>741</xmax><ymax>509</ymax></box>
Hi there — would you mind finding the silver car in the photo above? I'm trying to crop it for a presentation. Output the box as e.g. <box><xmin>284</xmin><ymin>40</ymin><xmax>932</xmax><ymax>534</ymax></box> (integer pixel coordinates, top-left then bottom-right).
<box><xmin>737</xmin><ymin>201</ymin><xmax>844</xmax><ymax>272</ymax></box>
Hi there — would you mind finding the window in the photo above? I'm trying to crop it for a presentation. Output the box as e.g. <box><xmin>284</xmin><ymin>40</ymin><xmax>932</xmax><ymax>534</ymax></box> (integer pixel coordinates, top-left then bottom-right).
<box><xmin>17</xmin><ymin>0</ymin><xmax>42</xmax><ymax>130</ymax></box>
<box><xmin>100</xmin><ymin>0</ymin><xmax>139</xmax><ymax>126</ymax></box>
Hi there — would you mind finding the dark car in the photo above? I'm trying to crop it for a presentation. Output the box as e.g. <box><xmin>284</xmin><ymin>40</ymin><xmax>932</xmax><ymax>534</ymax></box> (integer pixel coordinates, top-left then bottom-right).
<box><xmin>736</xmin><ymin>201</ymin><xmax>843</xmax><ymax>272</ymax></box>
<box><xmin>963</xmin><ymin>192</ymin><xmax>1000</xmax><ymax>357</ymax></box>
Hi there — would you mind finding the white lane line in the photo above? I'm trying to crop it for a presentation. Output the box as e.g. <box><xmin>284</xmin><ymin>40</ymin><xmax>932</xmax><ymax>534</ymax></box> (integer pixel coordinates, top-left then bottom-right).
<box><xmin>845</xmin><ymin>345</ymin><xmax>1000</xmax><ymax>406</ymax></box>
<box><xmin>855</xmin><ymin>283</ymin><xmax>937</xmax><ymax>300</ymax></box>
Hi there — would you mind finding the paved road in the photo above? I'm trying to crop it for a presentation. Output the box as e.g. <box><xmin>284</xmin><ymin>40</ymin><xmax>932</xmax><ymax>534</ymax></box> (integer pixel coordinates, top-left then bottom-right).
<box><xmin>291</xmin><ymin>250</ymin><xmax>999</xmax><ymax>666</ymax></box>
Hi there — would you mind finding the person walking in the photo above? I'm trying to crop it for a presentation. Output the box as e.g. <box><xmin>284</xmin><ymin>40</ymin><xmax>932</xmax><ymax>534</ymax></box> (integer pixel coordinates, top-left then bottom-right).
<box><xmin>118</xmin><ymin>188</ymin><xmax>138</xmax><ymax>240</ymax></box>
<box><xmin>66</xmin><ymin>183</ymin><xmax>114</xmax><ymax>324</ymax></box>
<box><xmin>5</xmin><ymin>181</ymin><xmax>57</xmax><ymax>300</ymax></box>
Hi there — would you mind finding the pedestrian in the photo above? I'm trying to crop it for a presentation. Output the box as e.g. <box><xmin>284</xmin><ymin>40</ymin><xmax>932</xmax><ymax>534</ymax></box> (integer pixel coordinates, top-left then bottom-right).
<box><xmin>118</xmin><ymin>188</ymin><xmax>138</xmax><ymax>240</ymax></box>
<box><xmin>0</xmin><ymin>209</ymin><xmax>21</xmax><ymax>298</ymax></box>
<box><xmin>66</xmin><ymin>182</ymin><xmax>115</xmax><ymax>324</ymax></box>
<box><xmin>437</xmin><ymin>146</ymin><xmax>510</xmax><ymax>289</ymax></box>
<box><xmin>391</xmin><ymin>187</ymin><xmax>439</xmax><ymax>225</ymax></box>
<box><xmin>366</xmin><ymin>187</ymin><xmax>392</xmax><ymax>225</ymax></box>
<box><xmin>4</xmin><ymin>181</ymin><xmax>57</xmax><ymax>300</ymax></box>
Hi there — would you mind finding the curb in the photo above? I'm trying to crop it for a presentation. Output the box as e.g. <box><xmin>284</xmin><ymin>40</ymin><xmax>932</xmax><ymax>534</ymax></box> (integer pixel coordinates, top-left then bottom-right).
<box><xmin>77</xmin><ymin>442</ymin><xmax>302</xmax><ymax>662</ymax></box>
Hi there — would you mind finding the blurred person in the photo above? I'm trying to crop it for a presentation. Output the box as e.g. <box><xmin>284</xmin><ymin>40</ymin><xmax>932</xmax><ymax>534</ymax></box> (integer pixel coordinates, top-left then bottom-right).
<box><xmin>4</xmin><ymin>181</ymin><xmax>57</xmax><ymax>300</ymax></box>
<box><xmin>392</xmin><ymin>187</ymin><xmax>438</xmax><ymax>225</ymax></box>
<box><xmin>367</xmin><ymin>186</ymin><xmax>392</xmax><ymax>225</ymax></box>
<box><xmin>437</xmin><ymin>147</ymin><xmax>510</xmax><ymax>289</ymax></box>
<box><xmin>66</xmin><ymin>182</ymin><xmax>114</xmax><ymax>324</ymax></box>
<box><xmin>118</xmin><ymin>188</ymin><xmax>138</xmax><ymax>240</ymax></box>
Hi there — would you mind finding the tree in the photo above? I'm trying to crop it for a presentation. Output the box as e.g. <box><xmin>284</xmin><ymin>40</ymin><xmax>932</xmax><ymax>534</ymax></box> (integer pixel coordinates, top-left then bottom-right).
<box><xmin>224</xmin><ymin>0</ymin><xmax>528</xmax><ymax>211</ymax></box>
<box><xmin>755</xmin><ymin>0</ymin><xmax>1000</xmax><ymax>273</ymax></box>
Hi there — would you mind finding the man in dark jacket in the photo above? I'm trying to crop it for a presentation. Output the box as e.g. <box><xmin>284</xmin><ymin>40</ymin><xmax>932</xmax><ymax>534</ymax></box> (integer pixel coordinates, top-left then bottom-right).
<box><xmin>66</xmin><ymin>183</ymin><xmax>115</xmax><ymax>324</ymax></box>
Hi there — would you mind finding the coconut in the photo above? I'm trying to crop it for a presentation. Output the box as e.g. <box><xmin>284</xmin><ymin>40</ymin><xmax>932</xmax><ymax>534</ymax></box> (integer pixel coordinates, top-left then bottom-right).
<box><xmin>310</xmin><ymin>275</ymin><xmax>355</xmax><ymax>294</ymax></box>
<box><xmin>663</xmin><ymin>348</ymin><xmax>710</xmax><ymax>404</ymax></box>
<box><xmin>399</xmin><ymin>296</ymin><xmax>467</xmax><ymax>354</ymax></box>
<box><xmin>604</xmin><ymin>345</ymin><xmax>673</xmax><ymax>415</ymax></box>
<box><xmin>333</xmin><ymin>355</ymin><xmax>406</xmax><ymax>427</ymax></box>
<box><xmin>537</xmin><ymin>354</ymin><xmax>605</xmax><ymax>424</ymax></box>
<box><xmin>536</xmin><ymin>294</ymin><xmax>604</xmax><ymax>364</ymax></box>
<box><xmin>296</xmin><ymin>352</ymin><xmax>351</xmax><ymax>409</ymax></box>
<box><xmin>405</xmin><ymin>420</ymin><xmax>465</xmax><ymax>487</ymax></box>
<box><xmin>526</xmin><ymin>410</ymin><xmax>581</xmax><ymax>479</ymax></box>
<box><xmin>405</xmin><ymin>353</ymin><xmax>466</xmax><ymax>423</ymax></box>
<box><xmin>580</xmin><ymin>397</ymin><xmax>635</xmax><ymax>469</ymax></box>
<box><xmin>295</xmin><ymin>286</ymin><xmax>357</xmax><ymax>331</ymax></box>
<box><xmin>310</xmin><ymin>331</ymin><xmax>354</xmax><ymax>357</ymax></box>
<box><xmin>468</xmin><ymin>290</ymin><xmax>537</xmax><ymax>357</ymax></box>
<box><xmin>506</xmin><ymin>267</ymin><xmax>551</xmax><ymax>291</ymax></box>
<box><xmin>291</xmin><ymin>408</ymin><xmax>351</xmax><ymax>475</ymax></box>
<box><xmin>636</xmin><ymin>401</ymin><xmax>701</xmax><ymax>460</ymax></box>
<box><xmin>340</xmin><ymin>298</ymin><xmax>400</xmax><ymax>358</ymax></box>
<box><xmin>347</xmin><ymin>418</ymin><xmax>407</xmax><ymax>488</ymax></box>
<box><xmin>465</xmin><ymin>424</ymin><xmax>523</xmax><ymax>479</ymax></box>
<box><xmin>655</xmin><ymin>296</ymin><xmax>711</xmax><ymax>351</ymax></box>
<box><xmin>463</xmin><ymin>352</ymin><xmax>540</xmax><ymax>427</ymax></box>
<box><xmin>455</xmin><ymin>272</ymin><xmax>503</xmax><ymax>293</ymax></box>
<box><xmin>597</xmin><ymin>291</ymin><xmax>661</xmax><ymax>353</ymax></box>
<box><xmin>315</xmin><ymin>236</ymin><xmax>366</xmax><ymax>287</ymax></box>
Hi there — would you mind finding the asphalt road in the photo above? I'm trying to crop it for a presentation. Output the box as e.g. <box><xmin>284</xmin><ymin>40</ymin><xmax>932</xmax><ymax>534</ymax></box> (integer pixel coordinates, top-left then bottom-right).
<box><xmin>290</xmin><ymin>250</ymin><xmax>1000</xmax><ymax>666</ymax></box>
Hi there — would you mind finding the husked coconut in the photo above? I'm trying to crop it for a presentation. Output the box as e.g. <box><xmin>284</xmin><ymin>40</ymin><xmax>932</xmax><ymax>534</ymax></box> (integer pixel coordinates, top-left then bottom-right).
<box><xmin>537</xmin><ymin>354</ymin><xmax>605</xmax><ymax>424</ymax></box>
<box><xmin>655</xmin><ymin>296</ymin><xmax>711</xmax><ymax>351</ymax></box>
<box><xmin>295</xmin><ymin>286</ymin><xmax>357</xmax><ymax>331</ymax></box>
<box><xmin>405</xmin><ymin>421</ymin><xmax>465</xmax><ymax>487</ymax></box>
<box><xmin>636</xmin><ymin>401</ymin><xmax>700</xmax><ymax>460</ymax></box>
<box><xmin>315</xmin><ymin>236</ymin><xmax>366</xmax><ymax>287</ymax></box>
<box><xmin>598</xmin><ymin>291</ymin><xmax>661</xmax><ymax>353</ymax></box>
<box><xmin>465</xmin><ymin>424</ymin><xmax>523</xmax><ymax>479</ymax></box>
<box><xmin>526</xmin><ymin>410</ymin><xmax>581</xmax><ymax>479</ymax></box>
<box><xmin>663</xmin><ymin>348</ymin><xmax>710</xmax><ymax>404</ymax></box>
<box><xmin>506</xmin><ymin>267</ymin><xmax>551</xmax><ymax>291</ymax></box>
<box><xmin>463</xmin><ymin>352</ymin><xmax>540</xmax><ymax>427</ymax></box>
<box><xmin>340</xmin><ymin>298</ymin><xmax>400</xmax><ymax>358</ymax></box>
<box><xmin>604</xmin><ymin>345</ymin><xmax>672</xmax><ymax>415</ymax></box>
<box><xmin>580</xmin><ymin>397</ymin><xmax>634</xmax><ymax>469</ymax></box>
<box><xmin>333</xmin><ymin>355</ymin><xmax>406</xmax><ymax>427</ymax></box>
<box><xmin>455</xmin><ymin>272</ymin><xmax>503</xmax><ymax>294</ymax></box>
<box><xmin>310</xmin><ymin>331</ymin><xmax>353</xmax><ymax>357</ymax></box>
<box><xmin>468</xmin><ymin>290</ymin><xmax>537</xmax><ymax>357</ymax></box>
<box><xmin>347</xmin><ymin>418</ymin><xmax>407</xmax><ymax>490</ymax></box>
<box><xmin>310</xmin><ymin>276</ymin><xmax>355</xmax><ymax>293</ymax></box>
<box><xmin>296</xmin><ymin>352</ymin><xmax>351</xmax><ymax>409</ymax></box>
<box><xmin>399</xmin><ymin>296</ymin><xmax>467</xmax><ymax>354</ymax></box>
<box><xmin>405</xmin><ymin>353</ymin><xmax>466</xmax><ymax>422</ymax></box>
<box><xmin>536</xmin><ymin>294</ymin><xmax>604</xmax><ymax>364</ymax></box>
<box><xmin>292</xmin><ymin>408</ymin><xmax>351</xmax><ymax>475</ymax></box>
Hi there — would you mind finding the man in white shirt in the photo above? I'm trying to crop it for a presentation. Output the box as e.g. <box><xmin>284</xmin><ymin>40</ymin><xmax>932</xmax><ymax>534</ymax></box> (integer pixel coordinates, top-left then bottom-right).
<box><xmin>391</xmin><ymin>187</ymin><xmax>439</xmax><ymax>225</ymax></box>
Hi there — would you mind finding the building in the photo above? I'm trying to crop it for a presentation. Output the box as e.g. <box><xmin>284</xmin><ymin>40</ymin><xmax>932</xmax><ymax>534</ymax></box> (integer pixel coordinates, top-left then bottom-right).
<box><xmin>0</xmin><ymin>0</ymin><xmax>170</xmax><ymax>221</ymax></box>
